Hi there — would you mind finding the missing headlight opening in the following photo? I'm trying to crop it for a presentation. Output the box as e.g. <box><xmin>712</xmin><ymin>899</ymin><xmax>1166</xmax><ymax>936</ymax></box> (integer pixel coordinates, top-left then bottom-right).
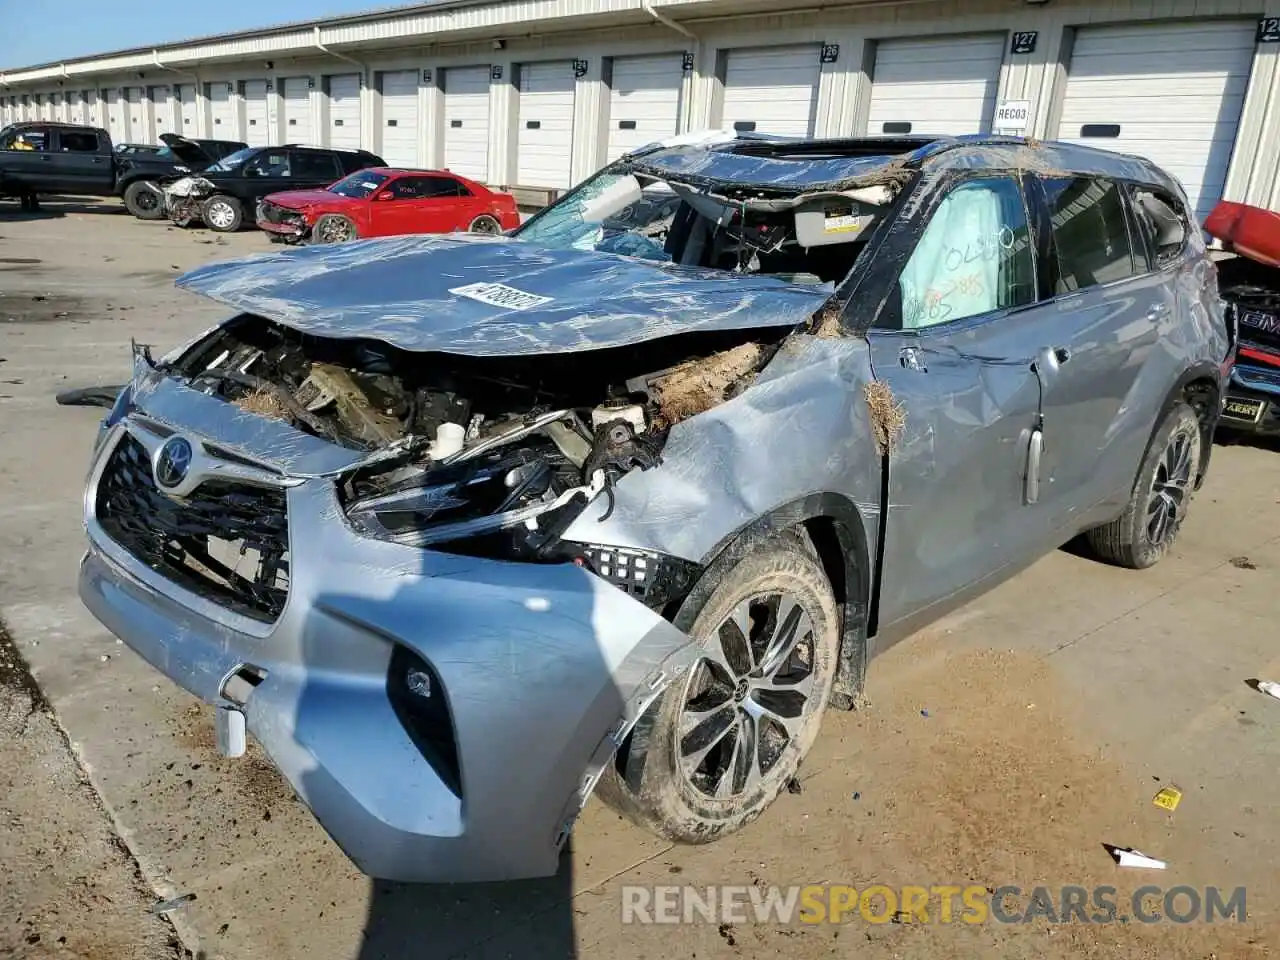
<box><xmin>168</xmin><ymin>314</ymin><xmax>781</xmax><ymax>571</ymax></box>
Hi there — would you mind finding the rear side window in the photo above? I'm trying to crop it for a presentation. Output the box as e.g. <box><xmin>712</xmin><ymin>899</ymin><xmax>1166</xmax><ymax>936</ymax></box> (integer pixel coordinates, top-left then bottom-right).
<box><xmin>291</xmin><ymin>151</ymin><xmax>341</xmax><ymax>179</ymax></box>
<box><xmin>58</xmin><ymin>130</ymin><xmax>100</xmax><ymax>153</ymax></box>
<box><xmin>1041</xmin><ymin>177</ymin><xmax>1138</xmax><ymax>292</ymax></box>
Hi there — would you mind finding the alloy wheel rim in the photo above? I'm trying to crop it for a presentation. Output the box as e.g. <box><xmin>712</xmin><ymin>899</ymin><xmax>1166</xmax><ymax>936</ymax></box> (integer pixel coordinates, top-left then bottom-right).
<box><xmin>1146</xmin><ymin>425</ymin><xmax>1196</xmax><ymax>546</ymax></box>
<box><xmin>677</xmin><ymin>593</ymin><xmax>818</xmax><ymax>800</ymax></box>
<box><xmin>137</xmin><ymin>191</ymin><xmax>157</xmax><ymax>211</ymax></box>
<box><xmin>319</xmin><ymin>219</ymin><xmax>351</xmax><ymax>243</ymax></box>
<box><xmin>471</xmin><ymin>216</ymin><xmax>500</xmax><ymax>234</ymax></box>
<box><xmin>208</xmin><ymin>201</ymin><xmax>234</xmax><ymax>229</ymax></box>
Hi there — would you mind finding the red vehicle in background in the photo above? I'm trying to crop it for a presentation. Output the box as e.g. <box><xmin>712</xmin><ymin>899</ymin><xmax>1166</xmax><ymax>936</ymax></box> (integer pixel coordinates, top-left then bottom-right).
<box><xmin>256</xmin><ymin>167</ymin><xmax>520</xmax><ymax>244</ymax></box>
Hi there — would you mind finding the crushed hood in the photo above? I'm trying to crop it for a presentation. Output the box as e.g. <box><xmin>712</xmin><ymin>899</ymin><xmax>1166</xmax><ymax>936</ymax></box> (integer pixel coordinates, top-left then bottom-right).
<box><xmin>264</xmin><ymin>188</ymin><xmax>345</xmax><ymax>210</ymax></box>
<box><xmin>174</xmin><ymin>234</ymin><xmax>835</xmax><ymax>356</ymax></box>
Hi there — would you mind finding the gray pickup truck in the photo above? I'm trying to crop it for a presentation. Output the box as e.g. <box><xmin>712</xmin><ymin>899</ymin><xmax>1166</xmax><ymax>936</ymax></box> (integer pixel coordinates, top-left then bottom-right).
<box><xmin>0</xmin><ymin>121</ymin><xmax>244</xmax><ymax>214</ymax></box>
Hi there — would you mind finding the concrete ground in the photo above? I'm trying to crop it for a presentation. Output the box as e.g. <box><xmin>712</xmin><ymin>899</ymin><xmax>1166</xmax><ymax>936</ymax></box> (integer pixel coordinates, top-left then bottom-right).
<box><xmin>0</xmin><ymin>199</ymin><xmax>1277</xmax><ymax>960</ymax></box>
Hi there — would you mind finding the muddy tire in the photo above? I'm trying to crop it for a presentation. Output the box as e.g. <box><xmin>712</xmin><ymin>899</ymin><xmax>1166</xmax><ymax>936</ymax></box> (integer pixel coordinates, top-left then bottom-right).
<box><xmin>202</xmin><ymin>195</ymin><xmax>242</xmax><ymax>233</ymax></box>
<box><xmin>123</xmin><ymin>180</ymin><xmax>164</xmax><ymax>220</ymax></box>
<box><xmin>468</xmin><ymin>214</ymin><xmax>502</xmax><ymax>234</ymax></box>
<box><xmin>311</xmin><ymin>213</ymin><xmax>358</xmax><ymax>245</ymax></box>
<box><xmin>1086</xmin><ymin>401</ymin><xmax>1201</xmax><ymax>569</ymax></box>
<box><xmin>595</xmin><ymin>531</ymin><xmax>840</xmax><ymax>844</ymax></box>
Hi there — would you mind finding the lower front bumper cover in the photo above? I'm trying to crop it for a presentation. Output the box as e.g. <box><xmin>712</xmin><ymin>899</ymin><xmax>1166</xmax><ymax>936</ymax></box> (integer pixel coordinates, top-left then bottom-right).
<box><xmin>79</xmin><ymin>418</ymin><xmax>698</xmax><ymax>883</ymax></box>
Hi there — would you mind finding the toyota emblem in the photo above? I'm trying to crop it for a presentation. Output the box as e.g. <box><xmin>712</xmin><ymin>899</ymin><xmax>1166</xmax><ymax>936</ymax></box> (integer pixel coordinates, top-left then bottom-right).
<box><xmin>154</xmin><ymin>436</ymin><xmax>193</xmax><ymax>489</ymax></box>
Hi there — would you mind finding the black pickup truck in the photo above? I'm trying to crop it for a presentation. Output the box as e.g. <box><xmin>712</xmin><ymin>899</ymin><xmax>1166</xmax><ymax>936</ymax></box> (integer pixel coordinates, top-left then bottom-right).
<box><xmin>0</xmin><ymin>122</ymin><xmax>244</xmax><ymax>216</ymax></box>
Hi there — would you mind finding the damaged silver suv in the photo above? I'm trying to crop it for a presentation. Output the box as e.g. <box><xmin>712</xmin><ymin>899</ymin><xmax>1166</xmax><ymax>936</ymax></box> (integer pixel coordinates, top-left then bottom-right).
<box><xmin>79</xmin><ymin>132</ymin><xmax>1232</xmax><ymax>883</ymax></box>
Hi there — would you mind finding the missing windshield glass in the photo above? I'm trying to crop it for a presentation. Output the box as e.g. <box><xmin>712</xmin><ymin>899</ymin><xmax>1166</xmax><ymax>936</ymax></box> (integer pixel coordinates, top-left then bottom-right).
<box><xmin>515</xmin><ymin>167</ymin><xmax>889</xmax><ymax>284</ymax></box>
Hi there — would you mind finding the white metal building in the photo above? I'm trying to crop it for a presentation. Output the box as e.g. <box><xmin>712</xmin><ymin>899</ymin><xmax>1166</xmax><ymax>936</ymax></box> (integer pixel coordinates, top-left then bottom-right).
<box><xmin>1</xmin><ymin>0</ymin><xmax>1279</xmax><ymax>212</ymax></box>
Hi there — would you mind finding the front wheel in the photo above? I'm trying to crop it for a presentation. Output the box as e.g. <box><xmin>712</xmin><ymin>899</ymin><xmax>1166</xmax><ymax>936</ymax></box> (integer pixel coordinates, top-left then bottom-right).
<box><xmin>595</xmin><ymin>531</ymin><xmax>840</xmax><ymax>844</ymax></box>
<box><xmin>201</xmin><ymin>194</ymin><xmax>243</xmax><ymax>232</ymax></box>
<box><xmin>123</xmin><ymin>180</ymin><xmax>164</xmax><ymax>220</ymax></box>
<box><xmin>311</xmin><ymin>213</ymin><xmax>358</xmax><ymax>244</ymax></box>
<box><xmin>1086</xmin><ymin>401</ymin><xmax>1202</xmax><ymax>569</ymax></box>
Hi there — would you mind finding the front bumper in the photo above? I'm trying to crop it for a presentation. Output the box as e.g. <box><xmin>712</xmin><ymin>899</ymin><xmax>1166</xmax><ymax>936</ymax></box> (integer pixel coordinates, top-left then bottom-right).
<box><xmin>1220</xmin><ymin>362</ymin><xmax>1280</xmax><ymax>435</ymax></box>
<box><xmin>256</xmin><ymin>217</ymin><xmax>307</xmax><ymax>239</ymax></box>
<box><xmin>80</xmin><ymin>411</ymin><xmax>696</xmax><ymax>883</ymax></box>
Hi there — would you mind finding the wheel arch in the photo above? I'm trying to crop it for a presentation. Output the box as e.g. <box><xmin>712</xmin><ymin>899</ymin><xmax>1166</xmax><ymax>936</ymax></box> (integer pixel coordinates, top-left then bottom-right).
<box><xmin>684</xmin><ymin>492</ymin><xmax>874</xmax><ymax>710</ymax></box>
<box><xmin>1156</xmin><ymin>362</ymin><xmax>1222</xmax><ymax>491</ymax></box>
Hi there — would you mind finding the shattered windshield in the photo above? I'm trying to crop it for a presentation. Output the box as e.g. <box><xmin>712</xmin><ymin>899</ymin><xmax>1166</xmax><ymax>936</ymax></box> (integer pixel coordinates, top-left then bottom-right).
<box><xmin>205</xmin><ymin>147</ymin><xmax>254</xmax><ymax>173</ymax></box>
<box><xmin>329</xmin><ymin>170</ymin><xmax>389</xmax><ymax>198</ymax></box>
<box><xmin>512</xmin><ymin>166</ymin><xmax>890</xmax><ymax>284</ymax></box>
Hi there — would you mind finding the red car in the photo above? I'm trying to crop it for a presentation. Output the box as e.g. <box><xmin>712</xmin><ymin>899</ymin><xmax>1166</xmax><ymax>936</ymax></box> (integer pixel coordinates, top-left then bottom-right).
<box><xmin>256</xmin><ymin>167</ymin><xmax>520</xmax><ymax>244</ymax></box>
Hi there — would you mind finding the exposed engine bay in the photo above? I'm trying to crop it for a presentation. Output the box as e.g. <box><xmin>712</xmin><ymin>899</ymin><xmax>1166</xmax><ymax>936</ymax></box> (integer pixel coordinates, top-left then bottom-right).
<box><xmin>167</xmin><ymin>314</ymin><xmax>789</xmax><ymax>564</ymax></box>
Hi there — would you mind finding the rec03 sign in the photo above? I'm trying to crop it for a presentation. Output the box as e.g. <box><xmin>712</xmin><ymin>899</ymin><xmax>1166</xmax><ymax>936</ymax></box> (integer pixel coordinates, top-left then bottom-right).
<box><xmin>993</xmin><ymin>100</ymin><xmax>1031</xmax><ymax>134</ymax></box>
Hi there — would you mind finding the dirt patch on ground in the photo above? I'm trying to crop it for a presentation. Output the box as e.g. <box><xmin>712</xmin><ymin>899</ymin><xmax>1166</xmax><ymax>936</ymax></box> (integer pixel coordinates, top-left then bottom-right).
<box><xmin>816</xmin><ymin>648</ymin><xmax>1272</xmax><ymax>959</ymax></box>
<box><xmin>0</xmin><ymin>620</ymin><xmax>184</xmax><ymax>960</ymax></box>
<box><xmin>172</xmin><ymin>702</ymin><xmax>295</xmax><ymax>813</ymax></box>
<box><xmin>0</xmin><ymin>292</ymin><xmax>90</xmax><ymax>324</ymax></box>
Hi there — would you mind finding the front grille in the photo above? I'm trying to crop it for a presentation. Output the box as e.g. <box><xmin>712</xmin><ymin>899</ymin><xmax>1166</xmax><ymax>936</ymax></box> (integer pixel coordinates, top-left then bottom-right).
<box><xmin>96</xmin><ymin>433</ymin><xmax>290</xmax><ymax>623</ymax></box>
<box><xmin>258</xmin><ymin>200</ymin><xmax>302</xmax><ymax>226</ymax></box>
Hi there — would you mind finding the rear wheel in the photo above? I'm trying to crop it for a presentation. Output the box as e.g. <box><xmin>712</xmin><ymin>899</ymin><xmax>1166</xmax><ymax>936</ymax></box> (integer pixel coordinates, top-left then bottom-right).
<box><xmin>202</xmin><ymin>194</ymin><xmax>242</xmax><ymax>232</ymax></box>
<box><xmin>468</xmin><ymin>214</ymin><xmax>502</xmax><ymax>235</ymax></box>
<box><xmin>1086</xmin><ymin>401</ymin><xmax>1201</xmax><ymax>569</ymax></box>
<box><xmin>595</xmin><ymin>532</ymin><xmax>840</xmax><ymax>843</ymax></box>
<box><xmin>123</xmin><ymin>180</ymin><xmax>164</xmax><ymax>220</ymax></box>
<box><xmin>311</xmin><ymin>213</ymin><xmax>358</xmax><ymax>244</ymax></box>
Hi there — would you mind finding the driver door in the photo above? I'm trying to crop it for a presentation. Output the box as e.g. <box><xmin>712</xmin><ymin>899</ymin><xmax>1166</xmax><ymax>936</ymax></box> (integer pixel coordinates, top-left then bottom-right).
<box><xmin>864</xmin><ymin>173</ymin><xmax>1062</xmax><ymax>642</ymax></box>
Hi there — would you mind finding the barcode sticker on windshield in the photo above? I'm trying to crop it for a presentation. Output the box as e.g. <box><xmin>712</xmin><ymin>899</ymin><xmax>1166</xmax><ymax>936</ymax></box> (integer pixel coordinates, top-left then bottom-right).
<box><xmin>449</xmin><ymin>282</ymin><xmax>553</xmax><ymax>310</ymax></box>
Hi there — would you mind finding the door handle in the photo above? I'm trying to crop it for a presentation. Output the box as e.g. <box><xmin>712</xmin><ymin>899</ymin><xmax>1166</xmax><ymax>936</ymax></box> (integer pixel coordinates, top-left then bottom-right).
<box><xmin>40</xmin><ymin>154</ymin><xmax>51</xmax><ymax>162</ymax></box>
<box><xmin>1147</xmin><ymin>303</ymin><xmax>1170</xmax><ymax>321</ymax></box>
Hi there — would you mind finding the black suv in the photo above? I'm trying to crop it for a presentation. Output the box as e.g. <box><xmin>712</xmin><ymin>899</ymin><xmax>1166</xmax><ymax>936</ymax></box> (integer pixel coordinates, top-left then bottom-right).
<box><xmin>164</xmin><ymin>144</ymin><xmax>385</xmax><ymax>231</ymax></box>
<box><xmin>121</xmin><ymin>133</ymin><xmax>247</xmax><ymax>220</ymax></box>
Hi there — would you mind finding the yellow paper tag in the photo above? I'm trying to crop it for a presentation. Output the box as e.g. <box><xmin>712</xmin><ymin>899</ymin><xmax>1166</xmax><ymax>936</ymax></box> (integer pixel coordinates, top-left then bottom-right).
<box><xmin>1152</xmin><ymin>786</ymin><xmax>1182</xmax><ymax>811</ymax></box>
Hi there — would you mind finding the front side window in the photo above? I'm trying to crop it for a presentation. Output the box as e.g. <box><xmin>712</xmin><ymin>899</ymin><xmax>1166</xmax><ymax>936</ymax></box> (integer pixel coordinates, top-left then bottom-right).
<box><xmin>897</xmin><ymin>176</ymin><xmax>1035</xmax><ymax>329</ymax></box>
<box><xmin>1042</xmin><ymin>177</ymin><xmax>1137</xmax><ymax>293</ymax></box>
<box><xmin>2</xmin><ymin>128</ymin><xmax>47</xmax><ymax>151</ymax></box>
<box><xmin>245</xmin><ymin>151</ymin><xmax>292</xmax><ymax>177</ymax></box>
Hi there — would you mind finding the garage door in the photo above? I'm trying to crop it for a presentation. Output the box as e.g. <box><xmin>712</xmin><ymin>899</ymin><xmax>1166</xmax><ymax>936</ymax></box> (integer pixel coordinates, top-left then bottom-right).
<box><xmin>282</xmin><ymin>78</ymin><xmax>313</xmax><ymax>143</ymax></box>
<box><xmin>104</xmin><ymin>89</ymin><xmax>126</xmax><ymax>140</ymax></box>
<box><xmin>517</xmin><ymin>61</ymin><xmax>576</xmax><ymax>188</ymax></box>
<box><xmin>1057</xmin><ymin>20</ymin><xmax>1256</xmax><ymax>223</ymax></box>
<box><xmin>867</xmin><ymin>34</ymin><xmax>1004</xmax><ymax>136</ymax></box>
<box><xmin>83</xmin><ymin>90</ymin><xmax>98</xmax><ymax>126</ymax></box>
<box><xmin>722</xmin><ymin>45</ymin><xmax>821</xmax><ymax>136</ymax></box>
<box><xmin>177</xmin><ymin>84</ymin><xmax>199</xmax><ymax>133</ymax></box>
<box><xmin>50</xmin><ymin>92</ymin><xmax>65</xmax><ymax>123</ymax></box>
<box><xmin>328</xmin><ymin>74</ymin><xmax>362</xmax><ymax>150</ymax></box>
<box><xmin>606</xmin><ymin>54</ymin><xmax>683</xmax><ymax>162</ymax></box>
<box><xmin>243</xmin><ymin>80</ymin><xmax>269</xmax><ymax>146</ymax></box>
<box><xmin>148</xmin><ymin>86</ymin><xmax>173</xmax><ymax>138</ymax></box>
<box><xmin>207</xmin><ymin>82</ymin><xmax>234</xmax><ymax>136</ymax></box>
<box><xmin>443</xmin><ymin>65</ymin><xmax>491</xmax><ymax>182</ymax></box>
<box><xmin>380</xmin><ymin>70</ymin><xmax>419</xmax><ymax>167</ymax></box>
<box><xmin>124</xmin><ymin>87</ymin><xmax>145</xmax><ymax>139</ymax></box>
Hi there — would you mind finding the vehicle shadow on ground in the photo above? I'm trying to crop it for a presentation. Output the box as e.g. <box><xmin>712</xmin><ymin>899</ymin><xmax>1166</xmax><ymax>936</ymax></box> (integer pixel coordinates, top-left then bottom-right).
<box><xmin>357</xmin><ymin>864</ymin><xmax>575</xmax><ymax>959</ymax></box>
<box><xmin>1214</xmin><ymin>428</ymin><xmax>1280</xmax><ymax>455</ymax></box>
<box><xmin>0</xmin><ymin>200</ymin><xmax>128</xmax><ymax>220</ymax></box>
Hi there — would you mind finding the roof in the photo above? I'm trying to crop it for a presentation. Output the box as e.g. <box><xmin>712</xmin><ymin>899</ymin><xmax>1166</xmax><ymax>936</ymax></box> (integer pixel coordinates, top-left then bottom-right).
<box><xmin>628</xmin><ymin>134</ymin><xmax>1181</xmax><ymax>195</ymax></box>
<box><xmin>0</xmin><ymin>0</ymin><xmax>483</xmax><ymax>75</ymax></box>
